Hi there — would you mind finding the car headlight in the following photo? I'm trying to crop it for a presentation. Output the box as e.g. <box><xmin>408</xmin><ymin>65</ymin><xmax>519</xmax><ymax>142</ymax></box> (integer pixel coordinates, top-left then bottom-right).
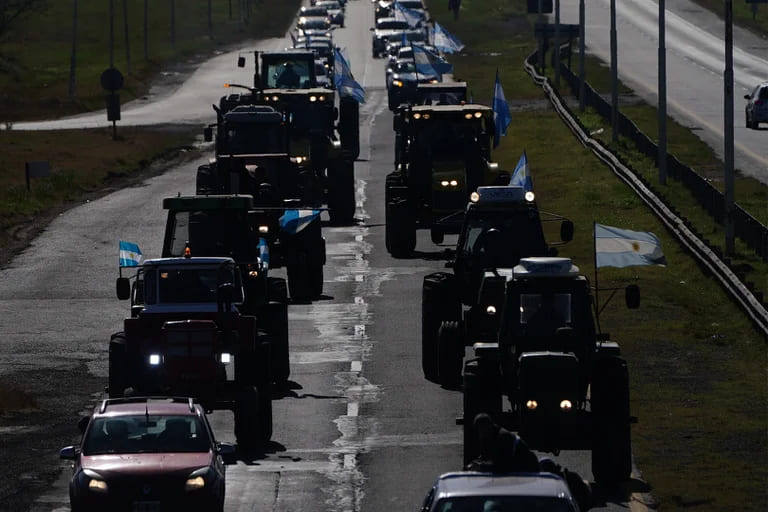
<box><xmin>524</xmin><ymin>191</ymin><xmax>535</xmax><ymax>202</ymax></box>
<box><xmin>392</xmin><ymin>80</ymin><xmax>403</xmax><ymax>87</ymax></box>
<box><xmin>84</xmin><ymin>469</ymin><xmax>108</xmax><ymax>494</ymax></box>
<box><xmin>185</xmin><ymin>476</ymin><xmax>205</xmax><ymax>491</ymax></box>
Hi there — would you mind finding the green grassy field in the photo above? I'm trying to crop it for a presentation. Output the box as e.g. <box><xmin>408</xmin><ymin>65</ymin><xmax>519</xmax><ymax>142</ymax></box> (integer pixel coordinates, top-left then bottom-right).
<box><xmin>691</xmin><ymin>0</ymin><xmax>768</xmax><ymax>37</ymax></box>
<box><xmin>430</xmin><ymin>0</ymin><xmax>767</xmax><ymax>509</ymax></box>
<box><xmin>0</xmin><ymin>0</ymin><xmax>301</xmax><ymax>120</ymax></box>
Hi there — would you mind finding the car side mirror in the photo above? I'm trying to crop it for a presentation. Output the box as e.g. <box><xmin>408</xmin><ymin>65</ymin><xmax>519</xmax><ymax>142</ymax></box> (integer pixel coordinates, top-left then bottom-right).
<box><xmin>60</xmin><ymin>446</ymin><xmax>78</xmax><ymax>460</ymax></box>
<box><xmin>744</xmin><ymin>94</ymin><xmax>751</xmax><ymax>100</ymax></box>
<box><xmin>203</xmin><ymin>127</ymin><xmax>213</xmax><ymax>142</ymax></box>
<box><xmin>369</xmin><ymin>27</ymin><xmax>375</xmax><ymax>31</ymax></box>
<box><xmin>237</xmin><ymin>56</ymin><xmax>246</xmax><ymax>68</ymax></box>
<box><xmin>560</xmin><ymin>220</ymin><xmax>574</xmax><ymax>242</ymax></box>
<box><xmin>217</xmin><ymin>442</ymin><xmax>236</xmax><ymax>463</ymax></box>
<box><xmin>77</xmin><ymin>416</ymin><xmax>90</xmax><ymax>434</ymax></box>
<box><xmin>116</xmin><ymin>277</ymin><xmax>131</xmax><ymax>300</ymax></box>
<box><xmin>625</xmin><ymin>284</ymin><xmax>640</xmax><ymax>309</ymax></box>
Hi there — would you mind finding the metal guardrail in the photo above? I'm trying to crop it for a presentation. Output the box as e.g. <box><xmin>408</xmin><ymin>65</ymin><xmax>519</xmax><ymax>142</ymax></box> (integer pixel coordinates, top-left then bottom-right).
<box><xmin>524</xmin><ymin>51</ymin><xmax>768</xmax><ymax>338</ymax></box>
<box><xmin>557</xmin><ymin>60</ymin><xmax>768</xmax><ymax>262</ymax></box>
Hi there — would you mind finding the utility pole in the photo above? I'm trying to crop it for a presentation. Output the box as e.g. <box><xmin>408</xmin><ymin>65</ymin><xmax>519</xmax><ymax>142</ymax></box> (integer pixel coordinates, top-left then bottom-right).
<box><xmin>123</xmin><ymin>0</ymin><xmax>131</xmax><ymax>74</ymax></box>
<box><xmin>578</xmin><ymin>0</ymin><xmax>585</xmax><ymax>111</ymax></box>
<box><xmin>208</xmin><ymin>0</ymin><xmax>213</xmax><ymax>39</ymax></box>
<box><xmin>143</xmin><ymin>0</ymin><xmax>148</xmax><ymax>61</ymax></box>
<box><xmin>610</xmin><ymin>0</ymin><xmax>619</xmax><ymax>142</ymax></box>
<box><xmin>538</xmin><ymin>0</ymin><xmax>544</xmax><ymax>72</ymax></box>
<box><xmin>109</xmin><ymin>0</ymin><xmax>114</xmax><ymax>68</ymax></box>
<box><xmin>658</xmin><ymin>0</ymin><xmax>667</xmax><ymax>185</ymax></box>
<box><xmin>555</xmin><ymin>0</ymin><xmax>561</xmax><ymax>88</ymax></box>
<box><xmin>68</xmin><ymin>0</ymin><xmax>77</xmax><ymax>98</ymax></box>
<box><xmin>170</xmin><ymin>0</ymin><xmax>176</xmax><ymax>50</ymax></box>
<box><xmin>724</xmin><ymin>0</ymin><xmax>735</xmax><ymax>254</ymax></box>
<box><xmin>229</xmin><ymin>0</ymin><xmax>232</xmax><ymax>21</ymax></box>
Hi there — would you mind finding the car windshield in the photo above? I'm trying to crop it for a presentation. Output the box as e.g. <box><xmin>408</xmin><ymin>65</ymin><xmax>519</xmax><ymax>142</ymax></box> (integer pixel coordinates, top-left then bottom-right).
<box><xmin>82</xmin><ymin>415</ymin><xmax>210</xmax><ymax>455</ymax></box>
<box><xmin>301</xmin><ymin>7</ymin><xmax>327</xmax><ymax>16</ymax></box>
<box><xmin>396</xmin><ymin>61</ymin><xmax>416</xmax><ymax>73</ymax></box>
<box><xmin>460</xmin><ymin>209</ymin><xmax>548</xmax><ymax>267</ymax></box>
<box><xmin>377</xmin><ymin>19</ymin><xmax>409</xmax><ymax>30</ymax></box>
<box><xmin>299</xmin><ymin>18</ymin><xmax>330</xmax><ymax>29</ymax></box>
<box><xmin>435</xmin><ymin>496</ymin><xmax>574</xmax><ymax>512</ymax></box>
<box><xmin>144</xmin><ymin>265</ymin><xmax>243</xmax><ymax>304</ymax></box>
<box><xmin>265</xmin><ymin>60</ymin><xmax>313</xmax><ymax>89</ymax></box>
<box><xmin>317</xmin><ymin>1</ymin><xmax>341</xmax><ymax>8</ymax></box>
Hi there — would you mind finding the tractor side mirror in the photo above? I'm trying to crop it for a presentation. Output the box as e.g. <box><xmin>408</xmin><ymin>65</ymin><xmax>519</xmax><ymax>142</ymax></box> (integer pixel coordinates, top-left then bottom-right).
<box><xmin>77</xmin><ymin>416</ymin><xmax>90</xmax><ymax>434</ymax></box>
<box><xmin>560</xmin><ymin>220</ymin><xmax>574</xmax><ymax>242</ymax></box>
<box><xmin>237</xmin><ymin>56</ymin><xmax>246</xmax><ymax>68</ymax></box>
<box><xmin>625</xmin><ymin>284</ymin><xmax>640</xmax><ymax>309</ymax></box>
<box><xmin>203</xmin><ymin>127</ymin><xmax>213</xmax><ymax>142</ymax></box>
<box><xmin>217</xmin><ymin>282</ymin><xmax>235</xmax><ymax>312</ymax></box>
<box><xmin>393</xmin><ymin>115</ymin><xmax>402</xmax><ymax>132</ymax></box>
<box><xmin>116</xmin><ymin>277</ymin><xmax>131</xmax><ymax>300</ymax></box>
<box><xmin>217</xmin><ymin>442</ymin><xmax>236</xmax><ymax>464</ymax></box>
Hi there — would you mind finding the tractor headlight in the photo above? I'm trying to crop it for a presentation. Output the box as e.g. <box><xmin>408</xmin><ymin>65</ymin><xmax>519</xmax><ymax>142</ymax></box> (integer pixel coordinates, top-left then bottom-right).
<box><xmin>220</xmin><ymin>353</ymin><xmax>232</xmax><ymax>364</ymax></box>
<box><xmin>429</xmin><ymin>79</ymin><xmax>438</xmax><ymax>84</ymax></box>
<box><xmin>464</xmin><ymin>113</ymin><xmax>472</xmax><ymax>120</ymax></box>
<box><xmin>423</xmin><ymin>113</ymin><xmax>430</xmax><ymax>119</ymax></box>
<box><xmin>524</xmin><ymin>191</ymin><xmax>535</xmax><ymax>202</ymax></box>
<box><xmin>258</xmin><ymin>225</ymin><xmax>269</xmax><ymax>234</ymax></box>
<box><xmin>309</xmin><ymin>95</ymin><xmax>318</xmax><ymax>102</ymax></box>
<box><xmin>392</xmin><ymin>80</ymin><xmax>403</xmax><ymax>87</ymax></box>
<box><xmin>271</xmin><ymin>95</ymin><xmax>279</xmax><ymax>102</ymax></box>
<box><xmin>441</xmin><ymin>180</ymin><xmax>449</xmax><ymax>187</ymax></box>
<box><xmin>248</xmin><ymin>270</ymin><xmax>259</xmax><ymax>277</ymax></box>
<box><xmin>319</xmin><ymin>95</ymin><xmax>326</xmax><ymax>101</ymax></box>
<box><xmin>486</xmin><ymin>305</ymin><xmax>497</xmax><ymax>315</ymax></box>
<box><xmin>559</xmin><ymin>399</ymin><xmax>572</xmax><ymax>411</ymax></box>
<box><xmin>526</xmin><ymin>400</ymin><xmax>538</xmax><ymax>410</ymax></box>
<box><xmin>470</xmin><ymin>192</ymin><xmax>480</xmax><ymax>202</ymax></box>
<box><xmin>148</xmin><ymin>354</ymin><xmax>161</xmax><ymax>366</ymax></box>
<box><xmin>412</xmin><ymin>112</ymin><xmax>422</xmax><ymax>119</ymax></box>
<box><xmin>474</xmin><ymin>111</ymin><xmax>483</xmax><ymax>118</ymax></box>
<box><xmin>450</xmin><ymin>179</ymin><xmax>458</xmax><ymax>187</ymax></box>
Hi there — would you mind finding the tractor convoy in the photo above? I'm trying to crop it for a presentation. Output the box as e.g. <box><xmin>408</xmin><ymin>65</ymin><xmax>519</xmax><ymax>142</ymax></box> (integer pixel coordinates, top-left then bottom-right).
<box><xmin>87</xmin><ymin>2</ymin><xmax>640</xmax><ymax>509</ymax></box>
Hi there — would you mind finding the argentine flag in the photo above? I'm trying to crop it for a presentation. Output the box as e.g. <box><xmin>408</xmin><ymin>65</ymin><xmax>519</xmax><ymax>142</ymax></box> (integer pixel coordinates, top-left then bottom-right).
<box><xmin>509</xmin><ymin>150</ymin><xmax>533</xmax><ymax>192</ymax></box>
<box><xmin>595</xmin><ymin>223</ymin><xmax>666</xmax><ymax>269</ymax></box>
<box><xmin>393</xmin><ymin>1</ymin><xmax>424</xmax><ymax>27</ymax></box>
<box><xmin>432</xmin><ymin>22</ymin><xmax>465</xmax><ymax>54</ymax></box>
<box><xmin>257</xmin><ymin>237</ymin><xmax>270</xmax><ymax>270</ymax></box>
<box><xmin>492</xmin><ymin>69</ymin><xmax>511</xmax><ymax>148</ymax></box>
<box><xmin>334</xmin><ymin>48</ymin><xmax>365</xmax><ymax>103</ymax></box>
<box><xmin>279</xmin><ymin>209</ymin><xmax>321</xmax><ymax>235</ymax></box>
<box><xmin>119</xmin><ymin>241</ymin><xmax>142</xmax><ymax>267</ymax></box>
<box><xmin>412</xmin><ymin>44</ymin><xmax>452</xmax><ymax>80</ymax></box>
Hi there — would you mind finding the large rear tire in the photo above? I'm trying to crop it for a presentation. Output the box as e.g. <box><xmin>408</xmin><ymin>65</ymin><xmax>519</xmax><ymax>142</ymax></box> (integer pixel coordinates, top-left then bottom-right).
<box><xmin>287</xmin><ymin>253</ymin><xmax>311</xmax><ymax>302</ymax></box>
<box><xmin>108</xmin><ymin>333</ymin><xmax>127</xmax><ymax>399</ymax></box>
<box><xmin>339</xmin><ymin>98</ymin><xmax>360</xmax><ymax>161</ymax></box>
<box><xmin>328</xmin><ymin>159</ymin><xmax>356</xmax><ymax>224</ymax></box>
<box><xmin>234</xmin><ymin>386</ymin><xmax>261</xmax><ymax>452</ymax></box>
<box><xmin>386</xmin><ymin>198</ymin><xmax>416</xmax><ymax>258</ymax></box>
<box><xmin>591</xmin><ymin>356</ymin><xmax>632</xmax><ymax>487</ymax></box>
<box><xmin>196</xmin><ymin>164</ymin><xmax>223</xmax><ymax>194</ymax></box>
<box><xmin>421</xmin><ymin>273</ymin><xmax>460</xmax><ymax>382</ymax></box>
<box><xmin>462</xmin><ymin>358</ymin><xmax>503</xmax><ymax>467</ymax></box>
<box><xmin>437</xmin><ymin>321</ymin><xmax>464</xmax><ymax>388</ymax></box>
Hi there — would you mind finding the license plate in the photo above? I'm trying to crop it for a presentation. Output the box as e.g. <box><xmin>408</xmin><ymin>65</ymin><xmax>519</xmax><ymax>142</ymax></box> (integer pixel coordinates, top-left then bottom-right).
<box><xmin>132</xmin><ymin>501</ymin><xmax>161</xmax><ymax>512</ymax></box>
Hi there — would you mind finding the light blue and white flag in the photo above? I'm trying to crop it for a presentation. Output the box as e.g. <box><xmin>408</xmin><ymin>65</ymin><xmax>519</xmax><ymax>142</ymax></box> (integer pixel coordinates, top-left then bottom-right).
<box><xmin>595</xmin><ymin>223</ymin><xmax>666</xmax><ymax>268</ymax></box>
<box><xmin>257</xmin><ymin>237</ymin><xmax>270</xmax><ymax>270</ymax></box>
<box><xmin>280</xmin><ymin>209</ymin><xmax>321</xmax><ymax>235</ymax></box>
<box><xmin>509</xmin><ymin>150</ymin><xmax>533</xmax><ymax>192</ymax></box>
<box><xmin>432</xmin><ymin>22</ymin><xmax>465</xmax><ymax>54</ymax></box>
<box><xmin>334</xmin><ymin>48</ymin><xmax>365</xmax><ymax>103</ymax></box>
<box><xmin>412</xmin><ymin>43</ymin><xmax>452</xmax><ymax>80</ymax></box>
<box><xmin>119</xmin><ymin>241</ymin><xmax>142</xmax><ymax>267</ymax></box>
<box><xmin>393</xmin><ymin>1</ymin><xmax>424</xmax><ymax>27</ymax></box>
<box><xmin>492</xmin><ymin>69</ymin><xmax>511</xmax><ymax>148</ymax></box>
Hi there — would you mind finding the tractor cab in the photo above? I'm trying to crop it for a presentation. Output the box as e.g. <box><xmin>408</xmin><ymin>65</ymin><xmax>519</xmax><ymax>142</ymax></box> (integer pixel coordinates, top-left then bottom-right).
<box><xmin>414</xmin><ymin>82</ymin><xmax>468</xmax><ymax>105</ymax></box>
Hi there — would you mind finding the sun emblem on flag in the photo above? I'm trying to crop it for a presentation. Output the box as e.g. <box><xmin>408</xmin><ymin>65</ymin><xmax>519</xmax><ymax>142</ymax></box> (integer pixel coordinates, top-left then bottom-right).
<box><xmin>631</xmin><ymin>242</ymin><xmax>640</xmax><ymax>252</ymax></box>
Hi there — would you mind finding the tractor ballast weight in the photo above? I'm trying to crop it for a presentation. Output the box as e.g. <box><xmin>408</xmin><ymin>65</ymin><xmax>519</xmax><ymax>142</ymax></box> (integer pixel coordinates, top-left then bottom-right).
<box><xmin>385</xmin><ymin>104</ymin><xmax>507</xmax><ymax>257</ymax></box>
<box><xmin>110</xmin><ymin>257</ymin><xmax>273</xmax><ymax>451</ymax></box>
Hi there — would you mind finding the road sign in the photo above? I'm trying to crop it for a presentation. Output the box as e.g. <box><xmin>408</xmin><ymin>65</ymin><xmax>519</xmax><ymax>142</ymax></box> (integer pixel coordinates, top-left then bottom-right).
<box><xmin>100</xmin><ymin>68</ymin><xmax>124</xmax><ymax>91</ymax></box>
<box><xmin>534</xmin><ymin>22</ymin><xmax>580</xmax><ymax>38</ymax></box>
<box><xmin>527</xmin><ymin>0</ymin><xmax>553</xmax><ymax>13</ymax></box>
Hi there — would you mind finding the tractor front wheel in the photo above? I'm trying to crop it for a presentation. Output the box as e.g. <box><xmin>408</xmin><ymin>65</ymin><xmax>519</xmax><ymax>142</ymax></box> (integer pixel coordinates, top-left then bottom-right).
<box><xmin>437</xmin><ymin>321</ymin><xmax>464</xmax><ymax>388</ymax></box>
<box><xmin>386</xmin><ymin>198</ymin><xmax>416</xmax><ymax>258</ymax></box>
<box><xmin>591</xmin><ymin>356</ymin><xmax>632</xmax><ymax>487</ymax></box>
<box><xmin>108</xmin><ymin>332</ymin><xmax>128</xmax><ymax>399</ymax></box>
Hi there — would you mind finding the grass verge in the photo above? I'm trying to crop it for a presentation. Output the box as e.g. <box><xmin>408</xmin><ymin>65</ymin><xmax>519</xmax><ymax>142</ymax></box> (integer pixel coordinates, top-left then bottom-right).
<box><xmin>690</xmin><ymin>0</ymin><xmax>768</xmax><ymax>37</ymax></box>
<box><xmin>0</xmin><ymin>0</ymin><xmax>302</xmax><ymax>121</ymax></box>
<box><xmin>431</xmin><ymin>0</ymin><xmax>767</xmax><ymax>509</ymax></box>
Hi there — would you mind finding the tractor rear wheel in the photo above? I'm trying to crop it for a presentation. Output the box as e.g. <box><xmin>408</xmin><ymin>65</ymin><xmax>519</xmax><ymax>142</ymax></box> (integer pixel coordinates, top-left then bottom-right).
<box><xmin>386</xmin><ymin>198</ymin><xmax>416</xmax><ymax>258</ymax></box>
<box><xmin>108</xmin><ymin>332</ymin><xmax>128</xmax><ymax>399</ymax></box>
<box><xmin>591</xmin><ymin>356</ymin><xmax>632</xmax><ymax>487</ymax></box>
<box><xmin>328</xmin><ymin>160</ymin><xmax>356</xmax><ymax>224</ymax></box>
<box><xmin>261</xmin><ymin>301</ymin><xmax>290</xmax><ymax>385</ymax></box>
<box><xmin>234</xmin><ymin>386</ymin><xmax>262</xmax><ymax>452</ymax></box>
<box><xmin>196</xmin><ymin>164</ymin><xmax>222</xmax><ymax>194</ymax></box>
<box><xmin>437</xmin><ymin>321</ymin><xmax>464</xmax><ymax>388</ymax></box>
<box><xmin>421</xmin><ymin>273</ymin><xmax>460</xmax><ymax>382</ymax></box>
<box><xmin>287</xmin><ymin>253</ymin><xmax>311</xmax><ymax>302</ymax></box>
<box><xmin>462</xmin><ymin>358</ymin><xmax>503</xmax><ymax>467</ymax></box>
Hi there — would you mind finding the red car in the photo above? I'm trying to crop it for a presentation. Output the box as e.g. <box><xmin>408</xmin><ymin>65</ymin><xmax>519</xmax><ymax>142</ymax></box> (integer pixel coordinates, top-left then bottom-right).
<box><xmin>60</xmin><ymin>397</ymin><xmax>234</xmax><ymax>512</ymax></box>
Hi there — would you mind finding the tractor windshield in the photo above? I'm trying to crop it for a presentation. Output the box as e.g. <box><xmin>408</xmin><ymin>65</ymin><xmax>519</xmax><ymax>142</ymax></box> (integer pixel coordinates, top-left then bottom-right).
<box><xmin>460</xmin><ymin>209</ymin><xmax>548</xmax><ymax>267</ymax></box>
<box><xmin>226</xmin><ymin>124</ymin><xmax>284</xmax><ymax>155</ymax></box>
<box><xmin>265</xmin><ymin>59</ymin><xmax>314</xmax><ymax>89</ymax></box>
<box><xmin>413</xmin><ymin>119</ymin><xmax>483</xmax><ymax>160</ymax></box>
<box><xmin>143</xmin><ymin>265</ymin><xmax>244</xmax><ymax>305</ymax></box>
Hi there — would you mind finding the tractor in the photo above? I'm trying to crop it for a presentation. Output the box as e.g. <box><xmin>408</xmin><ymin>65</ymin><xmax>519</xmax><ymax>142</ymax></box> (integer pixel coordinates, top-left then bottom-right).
<box><xmin>458</xmin><ymin>256</ymin><xmax>639</xmax><ymax>486</ymax></box>
<box><xmin>385</xmin><ymin>104</ymin><xmax>507</xmax><ymax>257</ymax></box>
<box><xmin>110</xmin><ymin>257</ymin><xmax>273</xmax><ymax>451</ymax></box>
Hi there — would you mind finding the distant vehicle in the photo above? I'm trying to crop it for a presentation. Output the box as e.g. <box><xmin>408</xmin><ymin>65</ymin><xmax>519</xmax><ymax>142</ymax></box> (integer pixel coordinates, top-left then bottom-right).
<box><xmin>296</xmin><ymin>16</ymin><xmax>333</xmax><ymax>38</ymax></box>
<box><xmin>745</xmin><ymin>81</ymin><xmax>767</xmax><ymax>129</ymax></box>
<box><xmin>420</xmin><ymin>472</ymin><xmax>579</xmax><ymax>512</ymax></box>
<box><xmin>315</xmin><ymin>0</ymin><xmax>345</xmax><ymax>26</ymax></box>
<box><xmin>371</xmin><ymin>18</ymin><xmax>411</xmax><ymax>57</ymax></box>
<box><xmin>61</xmin><ymin>397</ymin><xmax>234</xmax><ymax>512</ymax></box>
<box><xmin>386</xmin><ymin>59</ymin><xmax>439</xmax><ymax>111</ymax></box>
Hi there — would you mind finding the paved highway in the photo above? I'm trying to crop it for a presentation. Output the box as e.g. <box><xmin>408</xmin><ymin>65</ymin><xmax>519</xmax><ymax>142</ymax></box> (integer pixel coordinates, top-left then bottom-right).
<box><xmin>558</xmin><ymin>0</ymin><xmax>768</xmax><ymax>184</ymax></box>
<box><xmin>3</xmin><ymin>1</ymin><xmax>644</xmax><ymax>510</ymax></box>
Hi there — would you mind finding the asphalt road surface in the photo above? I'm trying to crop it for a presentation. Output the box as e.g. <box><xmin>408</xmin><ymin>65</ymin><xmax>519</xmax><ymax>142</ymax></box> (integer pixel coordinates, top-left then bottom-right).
<box><xmin>557</xmin><ymin>0</ymin><xmax>768</xmax><ymax>184</ymax></box>
<box><xmin>4</xmin><ymin>1</ymin><xmax>647</xmax><ymax>511</ymax></box>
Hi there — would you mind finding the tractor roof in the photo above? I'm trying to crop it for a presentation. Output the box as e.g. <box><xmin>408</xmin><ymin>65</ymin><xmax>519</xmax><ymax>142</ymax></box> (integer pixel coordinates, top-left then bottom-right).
<box><xmin>224</xmin><ymin>105</ymin><xmax>283</xmax><ymax>124</ymax></box>
<box><xmin>143</xmin><ymin>257</ymin><xmax>236</xmax><ymax>267</ymax></box>
<box><xmin>512</xmin><ymin>257</ymin><xmax>580</xmax><ymax>279</ymax></box>
<box><xmin>409</xmin><ymin>104</ymin><xmax>492</xmax><ymax>117</ymax></box>
<box><xmin>261</xmin><ymin>50</ymin><xmax>316</xmax><ymax>60</ymax></box>
<box><xmin>162</xmin><ymin>195</ymin><xmax>254</xmax><ymax>211</ymax></box>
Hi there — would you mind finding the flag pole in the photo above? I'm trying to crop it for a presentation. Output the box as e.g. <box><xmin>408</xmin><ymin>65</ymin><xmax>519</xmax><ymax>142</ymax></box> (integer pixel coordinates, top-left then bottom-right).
<box><xmin>593</xmin><ymin>221</ymin><xmax>601</xmax><ymax>331</ymax></box>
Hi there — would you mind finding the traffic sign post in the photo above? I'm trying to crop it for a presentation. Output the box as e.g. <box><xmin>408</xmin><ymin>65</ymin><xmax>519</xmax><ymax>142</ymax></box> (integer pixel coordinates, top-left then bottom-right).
<box><xmin>100</xmin><ymin>67</ymin><xmax>124</xmax><ymax>140</ymax></box>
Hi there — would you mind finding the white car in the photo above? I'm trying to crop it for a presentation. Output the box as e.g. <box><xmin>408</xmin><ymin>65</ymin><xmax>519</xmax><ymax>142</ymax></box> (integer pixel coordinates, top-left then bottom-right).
<box><xmin>420</xmin><ymin>472</ymin><xmax>580</xmax><ymax>512</ymax></box>
<box><xmin>744</xmin><ymin>81</ymin><xmax>768</xmax><ymax>129</ymax></box>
